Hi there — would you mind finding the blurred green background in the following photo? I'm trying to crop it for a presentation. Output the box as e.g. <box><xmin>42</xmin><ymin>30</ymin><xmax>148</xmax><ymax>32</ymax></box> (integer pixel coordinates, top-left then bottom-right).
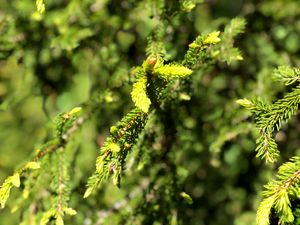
<box><xmin>0</xmin><ymin>0</ymin><xmax>300</xmax><ymax>224</ymax></box>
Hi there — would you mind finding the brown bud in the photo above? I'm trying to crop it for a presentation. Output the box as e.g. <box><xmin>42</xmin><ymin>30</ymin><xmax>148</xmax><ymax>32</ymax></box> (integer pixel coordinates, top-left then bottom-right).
<box><xmin>147</xmin><ymin>56</ymin><xmax>157</xmax><ymax>66</ymax></box>
<box><xmin>108</xmin><ymin>163</ymin><xmax>116</xmax><ymax>174</ymax></box>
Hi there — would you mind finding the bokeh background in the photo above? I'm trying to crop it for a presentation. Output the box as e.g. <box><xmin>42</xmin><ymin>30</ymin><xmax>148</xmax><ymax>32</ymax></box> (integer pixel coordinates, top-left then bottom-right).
<box><xmin>0</xmin><ymin>0</ymin><xmax>300</xmax><ymax>224</ymax></box>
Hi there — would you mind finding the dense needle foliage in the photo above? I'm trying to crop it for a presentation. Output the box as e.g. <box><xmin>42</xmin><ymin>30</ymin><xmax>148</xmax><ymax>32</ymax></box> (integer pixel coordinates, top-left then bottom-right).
<box><xmin>0</xmin><ymin>0</ymin><xmax>300</xmax><ymax>225</ymax></box>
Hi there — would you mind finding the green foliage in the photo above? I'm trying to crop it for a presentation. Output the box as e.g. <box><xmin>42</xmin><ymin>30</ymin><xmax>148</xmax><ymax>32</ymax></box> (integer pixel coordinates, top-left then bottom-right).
<box><xmin>273</xmin><ymin>66</ymin><xmax>300</xmax><ymax>85</ymax></box>
<box><xmin>0</xmin><ymin>105</ymin><xmax>85</xmax><ymax>223</ymax></box>
<box><xmin>85</xmin><ymin>108</ymin><xmax>148</xmax><ymax>196</ymax></box>
<box><xmin>238</xmin><ymin>67</ymin><xmax>300</xmax><ymax>163</ymax></box>
<box><xmin>183</xmin><ymin>18</ymin><xmax>245</xmax><ymax>68</ymax></box>
<box><xmin>85</xmin><ymin>24</ymin><xmax>234</xmax><ymax>200</ymax></box>
<box><xmin>131</xmin><ymin>72</ymin><xmax>151</xmax><ymax>113</ymax></box>
<box><xmin>0</xmin><ymin>173</ymin><xmax>20</xmax><ymax>208</ymax></box>
<box><xmin>183</xmin><ymin>31</ymin><xmax>222</xmax><ymax>68</ymax></box>
<box><xmin>1</xmin><ymin>0</ymin><xmax>300</xmax><ymax>225</ymax></box>
<box><xmin>239</xmin><ymin>52</ymin><xmax>300</xmax><ymax>225</ymax></box>
<box><xmin>257</xmin><ymin>157</ymin><xmax>300</xmax><ymax>225</ymax></box>
<box><xmin>154</xmin><ymin>63</ymin><xmax>193</xmax><ymax>80</ymax></box>
<box><xmin>36</xmin><ymin>0</ymin><xmax>45</xmax><ymax>14</ymax></box>
<box><xmin>219</xmin><ymin>18</ymin><xmax>245</xmax><ymax>63</ymax></box>
<box><xmin>130</xmin><ymin>56</ymin><xmax>193</xmax><ymax>113</ymax></box>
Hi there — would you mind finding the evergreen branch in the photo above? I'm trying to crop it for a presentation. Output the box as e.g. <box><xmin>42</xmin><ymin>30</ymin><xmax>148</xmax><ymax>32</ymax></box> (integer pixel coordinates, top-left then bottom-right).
<box><xmin>131</xmin><ymin>56</ymin><xmax>192</xmax><ymax>113</ymax></box>
<box><xmin>21</xmin><ymin>158</ymin><xmax>49</xmax><ymax>206</ymax></box>
<box><xmin>88</xmin><ymin>23</ymin><xmax>240</xmax><ymax>197</ymax></box>
<box><xmin>255</xmin><ymin>133</ymin><xmax>279</xmax><ymax>163</ymax></box>
<box><xmin>0</xmin><ymin>107</ymin><xmax>84</xmax><ymax>210</ymax></box>
<box><xmin>183</xmin><ymin>31</ymin><xmax>221</xmax><ymax>68</ymax></box>
<box><xmin>41</xmin><ymin>147</ymin><xmax>76</xmax><ymax>225</ymax></box>
<box><xmin>183</xmin><ymin>18</ymin><xmax>245</xmax><ymax>68</ymax></box>
<box><xmin>257</xmin><ymin>196</ymin><xmax>276</xmax><ymax>225</ymax></box>
<box><xmin>273</xmin><ymin>66</ymin><xmax>300</xmax><ymax>86</ymax></box>
<box><xmin>237</xmin><ymin>98</ymin><xmax>271</xmax><ymax>118</ymax></box>
<box><xmin>256</xmin><ymin>85</ymin><xmax>300</xmax><ymax>161</ymax></box>
<box><xmin>257</xmin><ymin>157</ymin><xmax>300</xmax><ymax>225</ymax></box>
<box><xmin>56</xmin><ymin>148</ymin><xmax>67</xmax><ymax>217</ymax></box>
<box><xmin>274</xmin><ymin>89</ymin><xmax>300</xmax><ymax>116</ymax></box>
<box><xmin>131</xmin><ymin>72</ymin><xmax>151</xmax><ymax>113</ymax></box>
<box><xmin>223</xmin><ymin>17</ymin><xmax>246</xmax><ymax>38</ymax></box>
<box><xmin>0</xmin><ymin>0</ymin><xmax>253</xmax><ymax>223</ymax></box>
<box><xmin>154</xmin><ymin>63</ymin><xmax>193</xmax><ymax>80</ymax></box>
<box><xmin>0</xmin><ymin>173</ymin><xmax>20</xmax><ymax>208</ymax></box>
<box><xmin>85</xmin><ymin>108</ymin><xmax>148</xmax><ymax>198</ymax></box>
<box><xmin>35</xmin><ymin>141</ymin><xmax>60</xmax><ymax>160</ymax></box>
<box><xmin>146</xmin><ymin>38</ymin><xmax>166</xmax><ymax>60</ymax></box>
<box><xmin>36</xmin><ymin>0</ymin><xmax>45</xmax><ymax>14</ymax></box>
<box><xmin>238</xmin><ymin>83</ymin><xmax>300</xmax><ymax>163</ymax></box>
<box><xmin>111</xmin><ymin>108</ymin><xmax>148</xmax><ymax>142</ymax></box>
<box><xmin>0</xmin><ymin>160</ymin><xmax>43</xmax><ymax>209</ymax></box>
<box><xmin>147</xmin><ymin>0</ymin><xmax>165</xmax><ymax>18</ymax></box>
<box><xmin>179</xmin><ymin>0</ymin><xmax>204</xmax><ymax>12</ymax></box>
<box><xmin>218</xmin><ymin>18</ymin><xmax>246</xmax><ymax>63</ymax></box>
<box><xmin>146</xmin><ymin>23</ymin><xmax>166</xmax><ymax>60</ymax></box>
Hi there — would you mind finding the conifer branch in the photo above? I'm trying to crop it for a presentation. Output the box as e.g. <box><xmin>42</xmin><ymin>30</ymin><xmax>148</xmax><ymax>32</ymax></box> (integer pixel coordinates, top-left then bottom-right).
<box><xmin>183</xmin><ymin>31</ymin><xmax>221</xmax><ymax>68</ymax></box>
<box><xmin>219</xmin><ymin>18</ymin><xmax>246</xmax><ymax>63</ymax></box>
<box><xmin>182</xmin><ymin>18</ymin><xmax>245</xmax><ymax>68</ymax></box>
<box><xmin>86</xmin><ymin>17</ymin><xmax>245</xmax><ymax>198</ymax></box>
<box><xmin>85</xmin><ymin>108</ymin><xmax>148</xmax><ymax>197</ymax></box>
<box><xmin>41</xmin><ymin>147</ymin><xmax>76</xmax><ymax>225</ymax></box>
<box><xmin>238</xmin><ymin>67</ymin><xmax>300</xmax><ymax>163</ymax></box>
<box><xmin>131</xmin><ymin>73</ymin><xmax>151</xmax><ymax>113</ymax></box>
<box><xmin>257</xmin><ymin>157</ymin><xmax>300</xmax><ymax>225</ymax></box>
<box><xmin>36</xmin><ymin>0</ymin><xmax>45</xmax><ymax>14</ymax></box>
<box><xmin>56</xmin><ymin>148</ymin><xmax>68</xmax><ymax>218</ymax></box>
<box><xmin>0</xmin><ymin>4</ymin><xmax>246</xmax><ymax>221</ymax></box>
<box><xmin>239</xmin><ymin>85</ymin><xmax>300</xmax><ymax>163</ymax></box>
<box><xmin>0</xmin><ymin>107</ymin><xmax>84</xmax><ymax>210</ymax></box>
<box><xmin>239</xmin><ymin>65</ymin><xmax>300</xmax><ymax>223</ymax></box>
<box><xmin>146</xmin><ymin>23</ymin><xmax>167</xmax><ymax>60</ymax></box>
<box><xmin>273</xmin><ymin>66</ymin><xmax>300</xmax><ymax>86</ymax></box>
<box><xmin>154</xmin><ymin>64</ymin><xmax>193</xmax><ymax>80</ymax></box>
